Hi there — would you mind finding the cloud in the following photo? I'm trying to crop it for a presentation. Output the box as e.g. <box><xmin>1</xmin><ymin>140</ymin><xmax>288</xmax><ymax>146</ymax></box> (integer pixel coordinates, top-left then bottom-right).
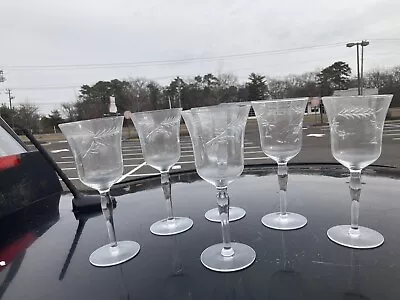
<box><xmin>0</xmin><ymin>0</ymin><xmax>400</xmax><ymax>113</ymax></box>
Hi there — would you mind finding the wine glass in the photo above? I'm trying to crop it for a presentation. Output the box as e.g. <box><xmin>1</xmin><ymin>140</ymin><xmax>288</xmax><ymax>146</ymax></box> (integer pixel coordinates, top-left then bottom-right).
<box><xmin>182</xmin><ymin>104</ymin><xmax>256</xmax><ymax>272</ymax></box>
<box><xmin>131</xmin><ymin>108</ymin><xmax>193</xmax><ymax>236</ymax></box>
<box><xmin>323</xmin><ymin>95</ymin><xmax>392</xmax><ymax>249</ymax></box>
<box><xmin>59</xmin><ymin>116</ymin><xmax>140</xmax><ymax>267</ymax></box>
<box><xmin>252</xmin><ymin>98</ymin><xmax>308</xmax><ymax>230</ymax></box>
<box><xmin>203</xmin><ymin>103</ymin><xmax>247</xmax><ymax>223</ymax></box>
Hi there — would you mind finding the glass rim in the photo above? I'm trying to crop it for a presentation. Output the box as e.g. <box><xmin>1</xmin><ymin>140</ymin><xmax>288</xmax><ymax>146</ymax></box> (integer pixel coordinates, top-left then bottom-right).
<box><xmin>187</xmin><ymin>103</ymin><xmax>251</xmax><ymax>112</ymax></box>
<box><xmin>251</xmin><ymin>97</ymin><xmax>308</xmax><ymax>104</ymax></box>
<box><xmin>58</xmin><ymin>115</ymin><xmax>124</xmax><ymax>128</ymax></box>
<box><xmin>322</xmin><ymin>94</ymin><xmax>393</xmax><ymax>101</ymax></box>
<box><xmin>130</xmin><ymin>107</ymin><xmax>182</xmax><ymax>117</ymax></box>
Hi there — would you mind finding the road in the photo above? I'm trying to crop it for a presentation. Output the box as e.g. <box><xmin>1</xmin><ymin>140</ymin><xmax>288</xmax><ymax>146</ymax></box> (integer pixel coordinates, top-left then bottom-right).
<box><xmin>28</xmin><ymin>119</ymin><xmax>400</xmax><ymax>191</ymax></box>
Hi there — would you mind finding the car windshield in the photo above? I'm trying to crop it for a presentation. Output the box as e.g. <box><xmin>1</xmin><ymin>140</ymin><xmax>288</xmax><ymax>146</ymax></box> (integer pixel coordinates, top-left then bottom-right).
<box><xmin>0</xmin><ymin>1</ymin><xmax>399</xmax><ymax>190</ymax></box>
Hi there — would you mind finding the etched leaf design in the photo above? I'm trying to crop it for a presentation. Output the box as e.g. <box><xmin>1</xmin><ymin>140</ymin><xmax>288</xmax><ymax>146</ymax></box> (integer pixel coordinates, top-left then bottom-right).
<box><xmin>82</xmin><ymin>126</ymin><xmax>119</xmax><ymax>159</ymax></box>
<box><xmin>337</xmin><ymin>106</ymin><xmax>381</xmax><ymax>119</ymax></box>
<box><xmin>205</xmin><ymin>115</ymin><xmax>245</xmax><ymax>150</ymax></box>
<box><xmin>332</xmin><ymin>106</ymin><xmax>382</xmax><ymax>141</ymax></box>
<box><xmin>145</xmin><ymin>115</ymin><xmax>179</xmax><ymax>141</ymax></box>
<box><xmin>259</xmin><ymin>110</ymin><xmax>303</xmax><ymax>144</ymax></box>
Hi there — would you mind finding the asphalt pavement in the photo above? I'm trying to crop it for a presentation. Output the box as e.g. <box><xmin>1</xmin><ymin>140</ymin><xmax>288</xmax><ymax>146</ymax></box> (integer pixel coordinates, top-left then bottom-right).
<box><xmin>26</xmin><ymin>119</ymin><xmax>400</xmax><ymax>191</ymax></box>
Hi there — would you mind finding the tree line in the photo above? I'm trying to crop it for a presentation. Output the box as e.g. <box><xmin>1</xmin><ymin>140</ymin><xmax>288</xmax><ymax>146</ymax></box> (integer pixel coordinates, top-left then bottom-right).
<box><xmin>1</xmin><ymin>60</ymin><xmax>400</xmax><ymax>133</ymax></box>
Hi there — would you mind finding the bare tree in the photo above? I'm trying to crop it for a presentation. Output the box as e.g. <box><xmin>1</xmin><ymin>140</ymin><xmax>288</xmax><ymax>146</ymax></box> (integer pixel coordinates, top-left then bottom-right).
<box><xmin>14</xmin><ymin>102</ymin><xmax>41</xmax><ymax>132</ymax></box>
<box><xmin>127</xmin><ymin>77</ymin><xmax>154</xmax><ymax>112</ymax></box>
<box><xmin>60</xmin><ymin>102</ymin><xmax>78</xmax><ymax>121</ymax></box>
<box><xmin>217</xmin><ymin>73</ymin><xmax>239</xmax><ymax>89</ymax></box>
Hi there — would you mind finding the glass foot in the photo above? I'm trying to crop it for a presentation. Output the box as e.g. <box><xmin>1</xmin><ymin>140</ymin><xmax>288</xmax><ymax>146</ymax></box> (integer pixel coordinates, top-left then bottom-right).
<box><xmin>205</xmin><ymin>207</ymin><xmax>246</xmax><ymax>222</ymax></box>
<box><xmin>200</xmin><ymin>242</ymin><xmax>256</xmax><ymax>272</ymax></box>
<box><xmin>150</xmin><ymin>217</ymin><xmax>193</xmax><ymax>236</ymax></box>
<box><xmin>89</xmin><ymin>240</ymin><xmax>140</xmax><ymax>267</ymax></box>
<box><xmin>327</xmin><ymin>225</ymin><xmax>384</xmax><ymax>249</ymax></box>
<box><xmin>261</xmin><ymin>212</ymin><xmax>307</xmax><ymax>230</ymax></box>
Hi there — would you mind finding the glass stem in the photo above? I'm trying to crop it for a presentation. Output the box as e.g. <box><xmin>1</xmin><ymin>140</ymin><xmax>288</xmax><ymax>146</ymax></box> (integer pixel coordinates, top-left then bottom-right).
<box><xmin>349</xmin><ymin>170</ymin><xmax>362</xmax><ymax>235</ymax></box>
<box><xmin>100</xmin><ymin>191</ymin><xmax>117</xmax><ymax>247</ymax></box>
<box><xmin>216</xmin><ymin>187</ymin><xmax>234</xmax><ymax>257</ymax></box>
<box><xmin>161</xmin><ymin>171</ymin><xmax>174</xmax><ymax>221</ymax></box>
<box><xmin>277</xmin><ymin>163</ymin><xmax>288</xmax><ymax>216</ymax></box>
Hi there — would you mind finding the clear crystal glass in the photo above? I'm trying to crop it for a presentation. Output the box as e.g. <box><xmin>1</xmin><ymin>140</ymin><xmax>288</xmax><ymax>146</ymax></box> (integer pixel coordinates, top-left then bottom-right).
<box><xmin>131</xmin><ymin>108</ymin><xmax>193</xmax><ymax>236</ymax></box>
<box><xmin>323</xmin><ymin>95</ymin><xmax>392</xmax><ymax>249</ymax></box>
<box><xmin>182</xmin><ymin>104</ymin><xmax>256</xmax><ymax>272</ymax></box>
<box><xmin>201</xmin><ymin>104</ymin><xmax>247</xmax><ymax>223</ymax></box>
<box><xmin>252</xmin><ymin>98</ymin><xmax>308</xmax><ymax>230</ymax></box>
<box><xmin>59</xmin><ymin>116</ymin><xmax>140</xmax><ymax>267</ymax></box>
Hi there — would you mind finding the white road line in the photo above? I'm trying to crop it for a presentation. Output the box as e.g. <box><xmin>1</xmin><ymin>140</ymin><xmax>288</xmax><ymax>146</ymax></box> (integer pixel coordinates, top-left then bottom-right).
<box><xmin>125</xmin><ymin>150</ymin><xmax>264</xmax><ymax>159</ymax></box>
<box><xmin>127</xmin><ymin>173</ymin><xmax>159</xmax><ymax>178</ymax></box>
<box><xmin>117</xmin><ymin>161</ymin><xmax>146</xmax><ymax>183</ymax></box>
<box><xmin>245</xmin><ymin>157</ymin><xmax>271</xmax><ymax>160</ymax></box>
<box><xmin>59</xmin><ymin>177</ymin><xmax>80</xmax><ymax>181</ymax></box>
<box><xmin>122</xmin><ymin>146</ymin><xmax>142</xmax><ymax>149</ymax></box>
<box><xmin>384</xmin><ymin>133</ymin><xmax>400</xmax><ymax>136</ymax></box>
<box><xmin>61</xmin><ymin>164</ymin><xmax>139</xmax><ymax>171</ymax></box>
<box><xmin>61</xmin><ymin>156</ymin><xmax>73</xmax><ymax>159</ymax></box>
<box><xmin>57</xmin><ymin>161</ymin><xmax>75</xmax><ymax>164</ymax></box>
<box><xmin>123</xmin><ymin>153</ymin><xmax>142</xmax><ymax>157</ymax></box>
<box><xmin>244</xmin><ymin>151</ymin><xmax>265</xmax><ymax>154</ymax></box>
<box><xmin>384</xmin><ymin>129</ymin><xmax>400</xmax><ymax>132</ymax></box>
<box><xmin>245</xmin><ymin>146</ymin><xmax>261</xmax><ymax>149</ymax></box>
<box><xmin>307</xmin><ymin>133</ymin><xmax>325</xmax><ymax>137</ymax></box>
<box><xmin>393</xmin><ymin>137</ymin><xmax>400</xmax><ymax>140</ymax></box>
<box><xmin>122</xmin><ymin>149</ymin><xmax>143</xmax><ymax>153</ymax></box>
<box><xmin>124</xmin><ymin>157</ymin><xmax>144</xmax><ymax>161</ymax></box>
<box><xmin>51</xmin><ymin>149</ymin><xmax>69</xmax><ymax>153</ymax></box>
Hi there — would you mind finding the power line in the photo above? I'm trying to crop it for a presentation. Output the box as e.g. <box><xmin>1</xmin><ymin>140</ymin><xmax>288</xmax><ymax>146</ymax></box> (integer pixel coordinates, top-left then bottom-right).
<box><xmin>370</xmin><ymin>38</ymin><xmax>400</xmax><ymax>42</ymax></box>
<box><xmin>2</xmin><ymin>42</ymin><xmax>346</xmax><ymax>71</ymax></box>
<box><xmin>8</xmin><ymin>85</ymin><xmax>80</xmax><ymax>91</ymax></box>
<box><xmin>7</xmin><ymin>55</ymin><xmax>354</xmax><ymax>91</ymax></box>
<box><xmin>6</xmin><ymin>50</ymin><xmax>400</xmax><ymax>91</ymax></box>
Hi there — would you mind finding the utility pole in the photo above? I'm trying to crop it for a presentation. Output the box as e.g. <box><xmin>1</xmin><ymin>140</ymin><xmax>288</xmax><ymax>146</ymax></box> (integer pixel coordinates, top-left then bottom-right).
<box><xmin>0</xmin><ymin>70</ymin><xmax>5</xmax><ymax>83</ymax></box>
<box><xmin>5</xmin><ymin>88</ymin><xmax>15</xmax><ymax>129</ymax></box>
<box><xmin>6</xmin><ymin>89</ymin><xmax>14</xmax><ymax>109</ymax></box>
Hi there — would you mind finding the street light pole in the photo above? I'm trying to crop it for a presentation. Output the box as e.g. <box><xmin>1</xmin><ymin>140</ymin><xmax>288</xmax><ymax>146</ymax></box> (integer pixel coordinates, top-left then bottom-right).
<box><xmin>360</xmin><ymin>40</ymin><xmax>369</xmax><ymax>95</ymax></box>
<box><xmin>356</xmin><ymin>44</ymin><xmax>361</xmax><ymax>96</ymax></box>
<box><xmin>346</xmin><ymin>40</ymin><xmax>369</xmax><ymax>95</ymax></box>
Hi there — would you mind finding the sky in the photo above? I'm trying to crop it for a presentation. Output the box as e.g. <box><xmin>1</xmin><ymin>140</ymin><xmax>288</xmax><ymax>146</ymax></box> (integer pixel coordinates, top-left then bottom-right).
<box><xmin>1</xmin><ymin>0</ymin><xmax>400</xmax><ymax>114</ymax></box>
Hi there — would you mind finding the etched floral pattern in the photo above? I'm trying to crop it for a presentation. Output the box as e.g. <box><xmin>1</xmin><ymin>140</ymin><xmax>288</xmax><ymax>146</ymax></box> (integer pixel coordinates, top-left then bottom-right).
<box><xmin>257</xmin><ymin>101</ymin><xmax>305</xmax><ymax>145</ymax></box>
<box><xmin>82</xmin><ymin>126</ymin><xmax>120</xmax><ymax>159</ymax></box>
<box><xmin>143</xmin><ymin>115</ymin><xmax>180</xmax><ymax>141</ymax></box>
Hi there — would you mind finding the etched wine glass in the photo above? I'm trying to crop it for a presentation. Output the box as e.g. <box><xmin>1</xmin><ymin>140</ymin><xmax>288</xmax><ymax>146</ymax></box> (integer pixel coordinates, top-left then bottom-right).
<box><xmin>323</xmin><ymin>95</ymin><xmax>392</xmax><ymax>249</ymax></box>
<box><xmin>59</xmin><ymin>116</ymin><xmax>140</xmax><ymax>267</ymax></box>
<box><xmin>252</xmin><ymin>98</ymin><xmax>308</xmax><ymax>230</ymax></box>
<box><xmin>202</xmin><ymin>102</ymin><xmax>248</xmax><ymax>223</ymax></box>
<box><xmin>131</xmin><ymin>108</ymin><xmax>193</xmax><ymax>236</ymax></box>
<box><xmin>182</xmin><ymin>104</ymin><xmax>256</xmax><ymax>272</ymax></box>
